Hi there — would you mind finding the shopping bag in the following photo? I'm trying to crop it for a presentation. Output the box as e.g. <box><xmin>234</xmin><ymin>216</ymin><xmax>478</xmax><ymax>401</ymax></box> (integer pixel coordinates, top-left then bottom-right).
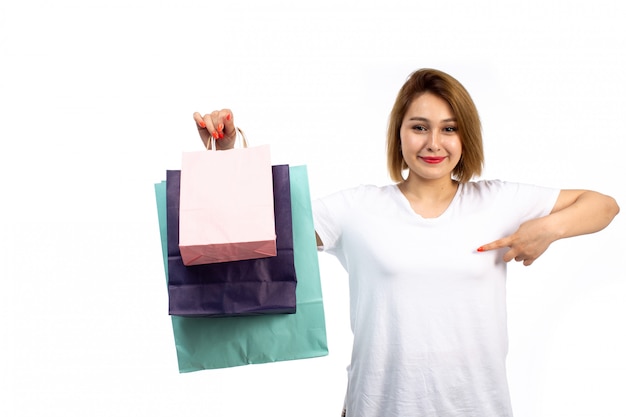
<box><xmin>179</xmin><ymin>143</ymin><xmax>276</xmax><ymax>266</ymax></box>
<box><xmin>155</xmin><ymin>165</ymin><xmax>328</xmax><ymax>371</ymax></box>
<box><xmin>166</xmin><ymin>165</ymin><xmax>296</xmax><ymax>317</ymax></box>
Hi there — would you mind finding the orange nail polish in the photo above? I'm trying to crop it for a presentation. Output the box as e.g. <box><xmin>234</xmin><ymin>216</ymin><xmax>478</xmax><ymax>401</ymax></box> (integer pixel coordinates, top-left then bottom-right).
<box><xmin>226</xmin><ymin>113</ymin><xmax>231</xmax><ymax>121</ymax></box>
<box><xmin>199</xmin><ymin>121</ymin><xmax>206</xmax><ymax>128</ymax></box>
<box><xmin>218</xmin><ymin>131</ymin><xmax>224</xmax><ymax>139</ymax></box>
<box><xmin>212</xmin><ymin>131</ymin><xmax>219</xmax><ymax>139</ymax></box>
<box><xmin>477</xmin><ymin>247</ymin><xmax>485</xmax><ymax>252</ymax></box>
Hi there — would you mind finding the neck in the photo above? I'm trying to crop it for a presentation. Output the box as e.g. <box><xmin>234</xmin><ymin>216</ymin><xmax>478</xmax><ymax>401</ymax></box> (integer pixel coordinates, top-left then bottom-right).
<box><xmin>399</xmin><ymin>174</ymin><xmax>458</xmax><ymax>201</ymax></box>
<box><xmin>397</xmin><ymin>175</ymin><xmax>459</xmax><ymax>218</ymax></box>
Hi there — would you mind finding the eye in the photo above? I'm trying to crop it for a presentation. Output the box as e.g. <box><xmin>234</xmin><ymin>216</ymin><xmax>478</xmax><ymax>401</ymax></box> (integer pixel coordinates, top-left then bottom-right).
<box><xmin>412</xmin><ymin>125</ymin><xmax>428</xmax><ymax>132</ymax></box>
<box><xmin>443</xmin><ymin>126</ymin><xmax>458</xmax><ymax>133</ymax></box>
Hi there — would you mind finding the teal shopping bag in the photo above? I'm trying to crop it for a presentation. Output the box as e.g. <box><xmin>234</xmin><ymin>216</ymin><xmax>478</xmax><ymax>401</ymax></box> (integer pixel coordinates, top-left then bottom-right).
<box><xmin>155</xmin><ymin>165</ymin><xmax>328</xmax><ymax>372</ymax></box>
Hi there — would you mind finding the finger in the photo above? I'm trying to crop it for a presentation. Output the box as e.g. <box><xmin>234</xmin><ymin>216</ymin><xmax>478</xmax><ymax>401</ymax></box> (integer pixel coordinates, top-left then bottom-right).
<box><xmin>477</xmin><ymin>236</ymin><xmax>512</xmax><ymax>253</ymax></box>
<box><xmin>502</xmin><ymin>248</ymin><xmax>517</xmax><ymax>263</ymax></box>
<box><xmin>507</xmin><ymin>253</ymin><xmax>536</xmax><ymax>265</ymax></box>
<box><xmin>523</xmin><ymin>258</ymin><xmax>535</xmax><ymax>266</ymax></box>
<box><xmin>206</xmin><ymin>110</ymin><xmax>236</xmax><ymax>141</ymax></box>
<box><xmin>205</xmin><ymin>112</ymin><xmax>220</xmax><ymax>140</ymax></box>
<box><xmin>217</xmin><ymin>109</ymin><xmax>235</xmax><ymax>140</ymax></box>
<box><xmin>192</xmin><ymin>111</ymin><xmax>215</xmax><ymax>135</ymax></box>
<box><xmin>204</xmin><ymin>110</ymin><xmax>224</xmax><ymax>139</ymax></box>
<box><xmin>193</xmin><ymin>112</ymin><xmax>213</xmax><ymax>148</ymax></box>
<box><xmin>193</xmin><ymin>112</ymin><xmax>206</xmax><ymax>128</ymax></box>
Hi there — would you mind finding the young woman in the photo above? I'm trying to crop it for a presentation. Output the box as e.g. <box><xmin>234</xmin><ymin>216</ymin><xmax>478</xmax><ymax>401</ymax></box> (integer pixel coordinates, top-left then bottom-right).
<box><xmin>193</xmin><ymin>68</ymin><xmax>619</xmax><ymax>417</ymax></box>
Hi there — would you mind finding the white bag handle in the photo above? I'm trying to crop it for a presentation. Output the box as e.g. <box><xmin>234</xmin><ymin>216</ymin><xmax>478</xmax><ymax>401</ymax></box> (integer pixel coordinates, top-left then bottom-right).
<box><xmin>207</xmin><ymin>127</ymin><xmax>249</xmax><ymax>150</ymax></box>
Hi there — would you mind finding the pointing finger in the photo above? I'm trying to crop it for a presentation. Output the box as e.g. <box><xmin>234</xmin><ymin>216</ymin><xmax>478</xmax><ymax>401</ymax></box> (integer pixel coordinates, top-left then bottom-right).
<box><xmin>476</xmin><ymin>236</ymin><xmax>512</xmax><ymax>253</ymax></box>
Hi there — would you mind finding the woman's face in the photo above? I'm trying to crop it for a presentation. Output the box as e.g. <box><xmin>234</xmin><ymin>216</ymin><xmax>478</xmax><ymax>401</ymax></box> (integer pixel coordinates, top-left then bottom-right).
<box><xmin>399</xmin><ymin>92</ymin><xmax>462</xmax><ymax>183</ymax></box>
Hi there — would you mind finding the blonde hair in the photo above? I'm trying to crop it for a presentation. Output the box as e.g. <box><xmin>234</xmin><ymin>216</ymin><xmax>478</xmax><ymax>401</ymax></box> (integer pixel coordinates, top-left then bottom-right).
<box><xmin>386</xmin><ymin>68</ymin><xmax>484</xmax><ymax>183</ymax></box>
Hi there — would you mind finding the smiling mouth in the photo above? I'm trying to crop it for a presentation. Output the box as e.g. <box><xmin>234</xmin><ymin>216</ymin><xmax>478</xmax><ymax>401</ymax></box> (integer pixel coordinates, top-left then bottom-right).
<box><xmin>420</xmin><ymin>156</ymin><xmax>446</xmax><ymax>164</ymax></box>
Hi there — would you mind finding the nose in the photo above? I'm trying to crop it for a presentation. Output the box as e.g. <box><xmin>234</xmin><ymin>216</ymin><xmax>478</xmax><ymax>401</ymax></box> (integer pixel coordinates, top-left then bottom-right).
<box><xmin>426</xmin><ymin>132</ymin><xmax>441</xmax><ymax>152</ymax></box>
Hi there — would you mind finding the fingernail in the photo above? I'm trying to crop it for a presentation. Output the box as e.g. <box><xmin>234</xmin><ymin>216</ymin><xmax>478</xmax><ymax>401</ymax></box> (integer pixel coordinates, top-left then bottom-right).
<box><xmin>218</xmin><ymin>123</ymin><xmax>224</xmax><ymax>132</ymax></box>
<box><xmin>218</xmin><ymin>131</ymin><xmax>224</xmax><ymax>139</ymax></box>
<box><xmin>477</xmin><ymin>247</ymin><xmax>485</xmax><ymax>252</ymax></box>
<box><xmin>212</xmin><ymin>131</ymin><xmax>219</xmax><ymax>139</ymax></box>
<box><xmin>199</xmin><ymin>121</ymin><xmax>206</xmax><ymax>128</ymax></box>
<box><xmin>226</xmin><ymin>113</ymin><xmax>231</xmax><ymax>121</ymax></box>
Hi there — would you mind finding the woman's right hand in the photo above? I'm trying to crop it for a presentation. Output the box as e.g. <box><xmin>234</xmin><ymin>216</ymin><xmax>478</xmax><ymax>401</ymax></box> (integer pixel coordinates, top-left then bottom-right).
<box><xmin>193</xmin><ymin>109</ymin><xmax>237</xmax><ymax>150</ymax></box>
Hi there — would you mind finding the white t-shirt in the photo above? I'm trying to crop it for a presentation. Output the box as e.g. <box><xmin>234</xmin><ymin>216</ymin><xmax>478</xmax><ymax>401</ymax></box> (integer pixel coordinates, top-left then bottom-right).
<box><xmin>313</xmin><ymin>180</ymin><xmax>560</xmax><ymax>417</ymax></box>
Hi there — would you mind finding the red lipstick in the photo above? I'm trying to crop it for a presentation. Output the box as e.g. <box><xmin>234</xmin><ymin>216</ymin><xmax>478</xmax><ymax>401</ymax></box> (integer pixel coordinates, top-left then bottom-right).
<box><xmin>421</xmin><ymin>156</ymin><xmax>446</xmax><ymax>164</ymax></box>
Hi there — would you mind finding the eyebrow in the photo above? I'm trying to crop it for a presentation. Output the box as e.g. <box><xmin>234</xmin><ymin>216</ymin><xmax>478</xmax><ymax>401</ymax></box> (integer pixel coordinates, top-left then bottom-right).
<box><xmin>408</xmin><ymin>117</ymin><xmax>457</xmax><ymax>123</ymax></box>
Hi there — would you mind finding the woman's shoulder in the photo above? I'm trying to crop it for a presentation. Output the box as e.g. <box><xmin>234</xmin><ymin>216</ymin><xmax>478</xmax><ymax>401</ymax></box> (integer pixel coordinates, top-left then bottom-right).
<box><xmin>461</xmin><ymin>179</ymin><xmax>559</xmax><ymax>201</ymax></box>
<box><xmin>462</xmin><ymin>179</ymin><xmax>507</xmax><ymax>194</ymax></box>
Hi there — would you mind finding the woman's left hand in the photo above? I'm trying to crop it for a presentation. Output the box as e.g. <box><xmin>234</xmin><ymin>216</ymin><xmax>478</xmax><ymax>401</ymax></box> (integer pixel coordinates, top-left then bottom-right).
<box><xmin>477</xmin><ymin>217</ymin><xmax>556</xmax><ymax>266</ymax></box>
<box><xmin>477</xmin><ymin>189</ymin><xmax>619</xmax><ymax>266</ymax></box>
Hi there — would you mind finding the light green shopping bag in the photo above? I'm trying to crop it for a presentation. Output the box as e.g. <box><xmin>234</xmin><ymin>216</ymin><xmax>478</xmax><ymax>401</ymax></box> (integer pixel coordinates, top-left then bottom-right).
<box><xmin>155</xmin><ymin>165</ymin><xmax>328</xmax><ymax>372</ymax></box>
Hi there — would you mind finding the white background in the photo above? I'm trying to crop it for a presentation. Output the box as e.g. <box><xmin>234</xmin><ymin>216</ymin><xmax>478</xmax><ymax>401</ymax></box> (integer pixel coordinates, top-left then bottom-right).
<box><xmin>1</xmin><ymin>1</ymin><xmax>624</xmax><ymax>416</ymax></box>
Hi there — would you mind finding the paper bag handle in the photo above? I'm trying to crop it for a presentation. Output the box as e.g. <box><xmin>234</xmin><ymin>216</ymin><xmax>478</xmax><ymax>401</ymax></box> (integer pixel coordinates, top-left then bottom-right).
<box><xmin>207</xmin><ymin>127</ymin><xmax>249</xmax><ymax>150</ymax></box>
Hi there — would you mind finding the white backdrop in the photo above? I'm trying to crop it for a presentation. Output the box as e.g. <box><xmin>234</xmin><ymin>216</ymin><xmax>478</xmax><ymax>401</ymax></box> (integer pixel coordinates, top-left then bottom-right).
<box><xmin>1</xmin><ymin>1</ymin><xmax>624</xmax><ymax>416</ymax></box>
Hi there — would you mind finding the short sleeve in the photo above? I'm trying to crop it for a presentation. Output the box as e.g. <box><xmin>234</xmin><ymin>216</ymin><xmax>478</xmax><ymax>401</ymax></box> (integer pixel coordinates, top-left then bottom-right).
<box><xmin>312</xmin><ymin>186</ymin><xmax>367</xmax><ymax>254</ymax></box>
<box><xmin>498</xmin><ymin>180</ymin><xmax>560</xmax><ymax>223</ymax></box>
<box><xmin>312</xmin><ymin>193</ymin><xmax>345</xmax><ymax>253</ymax></box>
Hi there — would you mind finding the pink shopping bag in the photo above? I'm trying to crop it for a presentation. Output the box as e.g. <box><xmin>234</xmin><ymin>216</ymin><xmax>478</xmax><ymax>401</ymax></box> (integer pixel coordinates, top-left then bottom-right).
<box><xmin>178</xmin><ymin>141</ymin><xmax>276</xmax><ymax>266</ymax></box>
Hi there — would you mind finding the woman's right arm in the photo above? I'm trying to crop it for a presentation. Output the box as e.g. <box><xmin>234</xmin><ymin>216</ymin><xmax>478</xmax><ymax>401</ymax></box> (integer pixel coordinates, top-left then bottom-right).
<box><xmin>316</xmin><ymin>232</ymin><xmax>323</xmax><ymax>247</ymax></box>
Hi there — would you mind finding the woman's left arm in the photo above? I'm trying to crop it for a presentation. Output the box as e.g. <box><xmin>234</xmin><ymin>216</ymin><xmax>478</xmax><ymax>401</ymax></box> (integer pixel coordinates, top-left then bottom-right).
<box><xmin>478</xmin><ymin>190</ymin><xmax>620</xmax><ymax>266</ymax></box>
